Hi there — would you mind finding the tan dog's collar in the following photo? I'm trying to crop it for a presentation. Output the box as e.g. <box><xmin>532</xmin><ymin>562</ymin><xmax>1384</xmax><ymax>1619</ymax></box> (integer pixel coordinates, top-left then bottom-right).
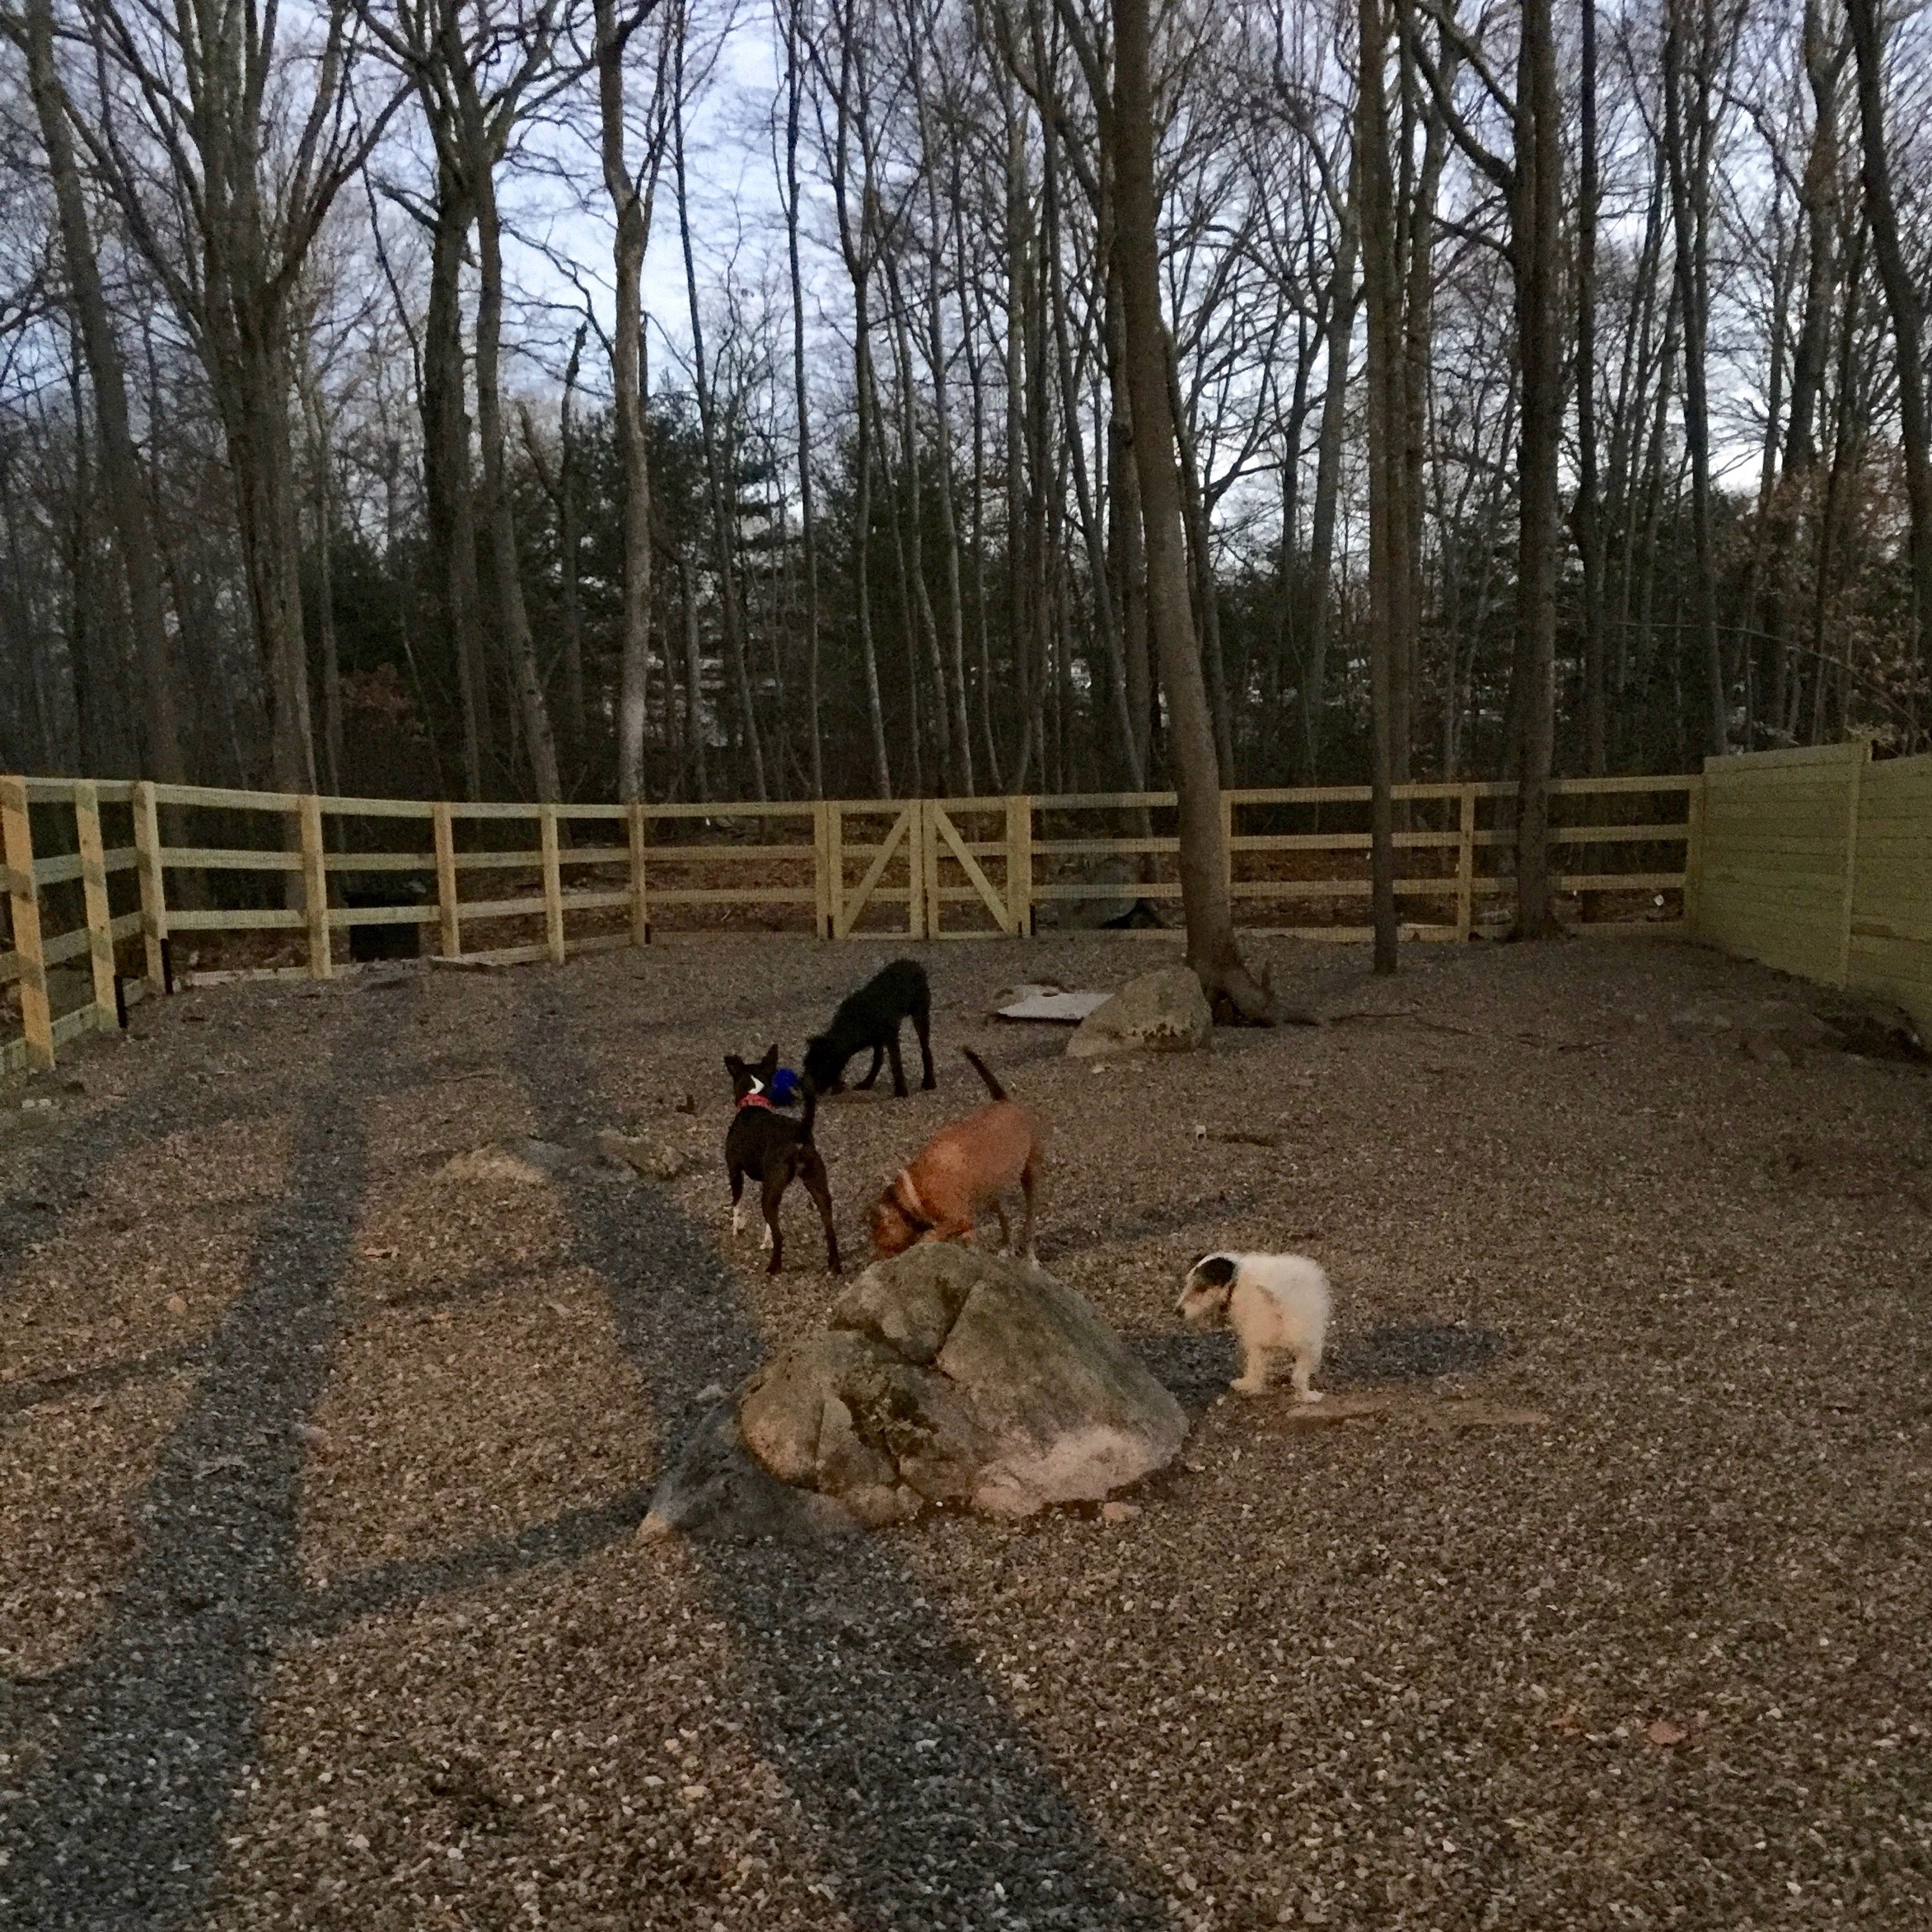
<box><xmin>890</xmin><ymin>1167</ymin><xmax>933</xmax><ymax>1229</ymax></box>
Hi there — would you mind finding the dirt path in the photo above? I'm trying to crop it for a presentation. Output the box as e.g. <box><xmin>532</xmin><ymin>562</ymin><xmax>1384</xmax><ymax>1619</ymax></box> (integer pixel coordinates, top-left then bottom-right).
<box><xmin>2</xmin><ymin>934</ymin><xmax>1929</xmax><ymax>1930</ymax></box>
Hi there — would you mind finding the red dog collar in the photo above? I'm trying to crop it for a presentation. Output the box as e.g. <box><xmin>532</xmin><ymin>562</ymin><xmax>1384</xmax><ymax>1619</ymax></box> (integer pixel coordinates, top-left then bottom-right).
<box><xmin>737</xmin><ymin>1091</ymin><xmax>776</xmax><ymax>1111</ymax></box>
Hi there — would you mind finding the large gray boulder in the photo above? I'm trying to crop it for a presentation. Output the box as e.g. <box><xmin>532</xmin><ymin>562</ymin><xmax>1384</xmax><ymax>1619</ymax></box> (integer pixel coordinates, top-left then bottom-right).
<box><xmin>660</xmin><ymin>1246</ymin><xmax>1186</xmax><ymax>1531</ymax></box>
<box><xmin>1065</xmin><ymin>965</ymin><xmax>1213</xmax><ymax>1059</ymax></box>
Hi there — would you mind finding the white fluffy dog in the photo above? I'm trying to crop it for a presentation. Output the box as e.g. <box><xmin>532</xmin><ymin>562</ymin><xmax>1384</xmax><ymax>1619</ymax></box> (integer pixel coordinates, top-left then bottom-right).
<box><xmin>1177</xmin><ymin>1251</ymin><xmax>1331</xmax><ymax>1400</ymax></box>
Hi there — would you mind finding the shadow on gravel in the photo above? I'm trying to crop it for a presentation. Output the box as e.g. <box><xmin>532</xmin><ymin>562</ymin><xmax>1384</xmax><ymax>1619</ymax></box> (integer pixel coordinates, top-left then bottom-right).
<box><xmin>0</xmin><ymin>1003</ymin><xmax>390</xmax><ymax>1932</ymax></box>
<box><xmin>1326</xmin><ymin>1322</ymin><xmax>1504</xmax><ymax>1383</ymax></box>
<box><xmin>504</xmin><ymin>982</ymin><xmax>1169</xmax><ymax>1932</ymax></box>
<box><xmin>1129</xmin><ymin>1322</ymin><xmax>1506</xmax><ymax>1419</ymax></box>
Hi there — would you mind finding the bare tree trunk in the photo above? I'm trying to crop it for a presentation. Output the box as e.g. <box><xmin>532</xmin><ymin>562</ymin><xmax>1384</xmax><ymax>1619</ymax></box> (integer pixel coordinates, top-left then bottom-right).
<box><xmin>423</xmin><ymin>179</ymin><xmax>487</xmax><ymax>798</ymax></box>
<box><xmin>1499</xmin><ymin>0</ymin><xmax>1563</xmax><ymax>936</ymax></box>
<box><xmin>1303</xmin><ymin>208</ymin><xmax>1357</xmax><ymax>781</ymax></box>
<box><xmin>1848</xmin><ymin>0</ymin><xmax>1932</xmax><ymax>691</ymax></box>
<box><xmin>17</xmin><ymin>0</ymin><xmax>185</xmax><ymax>786</ymax></box>
<box><xmin>470</xmin><ymin>157</ymin><xmax>562</xmax><ymax>802</ymax></box>
<box><xmin>1574</xmin><ymin>0</ymin><xmax>1606</xmax><ymax>773</ymax></box>
<box><xmin>781</xmin><ymin>0</ymin><xmax>824</xmax><ymax>794</ymax></box>
<box><xmin>673</xmin><ymin>69</ymin><xmax>765</xmax><ymax>801</ymax></box>
<box><xmin>1663</xmin><ymin>0</ymin><xmax>1726</xmax><ymax>760</ymax></box>
<box><xmin>1106</xmin><ymin>0</ymin><xmax>1266</xmax><ymax>1017</ymax></box>
<box><xmin>1358</xmin><ymin>0</ymin><xmax>1401</xmax><ymax>973</ymax></box>
<box><xmin>595</xmin><ymin>0</ymin><xmax>657</xmax><ymax>802</ymax></box>
<box><xmin>558</xmin><ymin>327</ymin><xmax>588</xmax><ymax>779</ymax></box>
<box><xmin>300</xmin><ymin>371</ymin><xmax>344</xmax><ymax>795</ymax></box>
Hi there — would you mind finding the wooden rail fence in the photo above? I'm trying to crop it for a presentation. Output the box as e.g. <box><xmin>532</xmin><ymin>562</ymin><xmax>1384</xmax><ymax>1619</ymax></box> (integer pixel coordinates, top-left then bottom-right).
<box><xmin>2</xmin><ymin>773</ymin><xmax>1701</xmax><ymax>1073</ymax></box>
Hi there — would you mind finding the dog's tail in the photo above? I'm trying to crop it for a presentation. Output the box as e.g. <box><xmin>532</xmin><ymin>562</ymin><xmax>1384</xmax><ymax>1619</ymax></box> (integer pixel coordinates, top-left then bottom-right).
<box><xmin>960</xmin><ymin>1046</ymin><xmax>1006</xmax><ymax>1101</ymax></box>
<box><xmin>798</xmin><ymin>1080</ymin><xmax>819</xmax><ymax>1139</ymax></box>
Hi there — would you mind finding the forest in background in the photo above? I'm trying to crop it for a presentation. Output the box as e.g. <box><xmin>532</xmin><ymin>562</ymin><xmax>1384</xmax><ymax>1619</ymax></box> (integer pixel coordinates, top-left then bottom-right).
<box><xmin>0</xmin><ymin>0</ymin><xmax>1928</xmax><ymax>809</ymax></box>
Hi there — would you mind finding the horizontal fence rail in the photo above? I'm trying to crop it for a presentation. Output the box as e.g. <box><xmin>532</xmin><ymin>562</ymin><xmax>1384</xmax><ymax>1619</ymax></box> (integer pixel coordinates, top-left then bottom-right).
<box><xmin>2</xmin><ymin>773</ymin><xmax>1702</xmax><ymax>1071</ymax></box>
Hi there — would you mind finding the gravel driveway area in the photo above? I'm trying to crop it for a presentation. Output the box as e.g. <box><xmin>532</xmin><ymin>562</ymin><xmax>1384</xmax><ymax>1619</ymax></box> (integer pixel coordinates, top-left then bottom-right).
<box><xmin>2</xmin><ymin>933</ymin><xmax>1929</xmax><ymax>1931</ymax></box>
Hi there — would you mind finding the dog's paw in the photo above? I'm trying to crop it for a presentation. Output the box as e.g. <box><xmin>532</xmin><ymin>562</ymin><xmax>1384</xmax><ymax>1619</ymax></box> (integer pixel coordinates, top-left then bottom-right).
<box><xmin>1230</xmin><ymin>1378</ymin><xmax>1269</xmax><ymax>1396</ymax></box>
<box><xmin>760</xmin><ymin>1224</ymin><xmax>774</xmax><ymax>1251</ymax></box>
<box><xmin>1295</xmin><ymin>1387</ymin><xmax>1326</xmax><ymax>1404</ymax></box>
<box><xmin>730</xmin><ymin>1207</ymin><xmax>745</xmax><ymax>1238</ymax></box>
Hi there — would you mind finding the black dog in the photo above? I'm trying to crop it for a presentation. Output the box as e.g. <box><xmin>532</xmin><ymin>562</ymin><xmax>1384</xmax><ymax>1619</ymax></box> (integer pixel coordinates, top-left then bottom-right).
<box><xmin>723</xmin><ymin>1046</ymin><xmax>840</xmax><ymax>1275</ymax></box>
<box><xmin>802</xmin><ymin>957</ymin><xmax>935</xmax><ymax>1098</ymax></box>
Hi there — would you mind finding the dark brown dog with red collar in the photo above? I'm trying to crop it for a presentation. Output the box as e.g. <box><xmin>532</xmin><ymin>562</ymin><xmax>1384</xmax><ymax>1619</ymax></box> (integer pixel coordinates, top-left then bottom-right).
<box><xmin>723</xmin><ymin>1046</ymin><xmax>840</xmax><ymax>1275</ymax></box>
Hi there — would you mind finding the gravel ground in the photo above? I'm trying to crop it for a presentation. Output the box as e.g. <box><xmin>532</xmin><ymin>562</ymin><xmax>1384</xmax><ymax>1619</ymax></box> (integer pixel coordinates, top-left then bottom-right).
<box><xmin>2</xmin><ymin>932</ymin><xmax>1930</xmax><ymax>1931</ymax></box>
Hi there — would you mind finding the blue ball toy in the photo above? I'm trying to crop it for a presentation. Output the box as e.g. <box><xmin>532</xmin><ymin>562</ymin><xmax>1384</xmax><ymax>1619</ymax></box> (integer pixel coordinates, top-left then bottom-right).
<box><xmin>769</xmin><ymin>1067</ymin><xmax>802</xmax><ymax>1106</ymax></box>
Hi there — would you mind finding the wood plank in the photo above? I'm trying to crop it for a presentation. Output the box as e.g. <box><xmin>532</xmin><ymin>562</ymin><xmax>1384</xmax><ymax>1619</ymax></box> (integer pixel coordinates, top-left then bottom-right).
<box><xmin>646</xmin><ymin>887</ymin><xmax>821</xmax><ymax>906</ymax></box>
<box><xmin>1704</xmin><ymin>741</ymin><xmax>1869</xmax><ymax>773</ymax></box>
<box><xmin>313</xmin><ymin>795</ymin><xmax>436</xmax><ymax>819</ymax></box>
<box><xmin>325</xmin><ymin>905</ymin><xmax>439</xmax><ymax>928</ymax></box>
<box><xmin>322</xmin><ymin>851</ymin><xmax>436</xmax><ymax>872</ymax></box>
<box><xmin>164</xmin><ymin>908</ymin><xmax>306</xmax><ymax>931</ymax></box>
<box><xmin>451</xmin><ymin>896</ymin><xmax>548</xmax><ymax>920</ymax></box>
<box><xmin>632</xmin><ymin>843</ymin><xmax>816</xmax><ymax>863</ymax></box>
<box><xmin>21</xmin><ymin>776</ymin><xmax>134</xmax><ymax>804</ymax></box>
<box><xmin>643</xmin><ymin>799</ymin><xmax>818</xmax><ymax>821</ymax></box>
<box><xmin>451</xmin><ymin>849</ymin><xmax>545</xmax><ymax>871</ymax></box>
<box><xmin>158</xmin><ymin>846</ymin><xmax>304</xmax><ymax>872</ymax></box>
<box><xmin>151</xmin><ymin>781</ymin><xmax>303</xmax><ymax>812</ymax></box>
<box><xmin>73</xmin><ymin>781</ymin><xmax>119</xmax><ymax>1023</ymax></box>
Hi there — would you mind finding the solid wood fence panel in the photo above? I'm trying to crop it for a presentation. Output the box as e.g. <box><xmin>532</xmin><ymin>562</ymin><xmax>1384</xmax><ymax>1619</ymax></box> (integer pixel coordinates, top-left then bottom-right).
<box><xmin>1845</xmin><ymin>751</ymin><xmax>1932</xmax><ymax>1034</ymax></box>
<box><xmin>1696</xmin><ymin>742</ymin><xmax>1869</xmax><ymax>987</ymax></box>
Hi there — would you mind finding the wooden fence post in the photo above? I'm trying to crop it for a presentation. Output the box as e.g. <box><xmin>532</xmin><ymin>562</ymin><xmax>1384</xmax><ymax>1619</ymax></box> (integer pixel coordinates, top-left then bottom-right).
<box><xmin>1006</xmin><ymin>795</ymin><xmax>1033</xmax><ymax>937</ymax></box>
<box><xmin>905</xmin><ymin>803</ymin><xmax>927</xmax><ymax>940</ymax></box>
<box><xmin>1836</xmin><ymin>746</ymin><xmax>1867</xmax><ymax>988</ymax></box>
<box><xmin>299</xmin><ymin>795</ymin><xmax>332</xmax><ymax>980</ymax></box>
<box><xmin>1221</xmin><ymin>792</ymin><xmax>1235</xmax><ymax>902</ymax></box>
<box><xmin>433</xmin><ymin>802</ymin><xmax>461</xmax><ymax>957</ymax></box>
<box><xmin>0</xmin><ymin>776</ymin><xmax>54</xmax><ymax>1070</ymax></box>
<box><xmin>628</xmin><ymin>803</ymin><xmax>650</xmax><ymax>947</ymax></box>
<box><xmin>1681</xmin><ymin>777</ymin><xmax>1705</xmax><ymax>937</ymax></box>
<box><xmin>73</xmin><ymin>780</ymin><xmax>118</xmax><ymax>1027</ymax></box>
<box><xmin>131</xmin><ymin>779</ymin><xmax>168</xmax><ymax>992</ymax></box>
<box><xmin>1455</xmin><ymin>785</ymin><xmax>1476</xmax><ymax>941</ymax></box>
<box><xmin>825</xmin><ymin>802</ymin><xmax>847</xmax><ymax>938</ymax></box>
<box><xmin>540</xmin><ymin>807</ymin><xmax>566</xmax><ymax>964</ymax></box>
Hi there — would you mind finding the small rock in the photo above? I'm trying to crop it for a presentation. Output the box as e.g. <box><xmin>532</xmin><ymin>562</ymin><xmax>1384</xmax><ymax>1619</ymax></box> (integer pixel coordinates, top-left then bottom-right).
<box><xmin>166</xmin><ymin>1294</ymin><xmax>188</xmax><ymax>1316</ymax></box>
<box><xmin>597</xmin><ymin>1128</ymin><xmax>686</xmax><ymax>1182</ymax></box>
<box><xmin>292</xmin><ymin>1422</ymin><xmax>333</xmax><ymax>1456</ymax></box>
<box><xmin>436</xmin><ymin>1139</ymin><xmax>568</xmax><ymax>1186</ymax></box>
<box><xmin>1067</xmin><ymin>966</ymin><xmax>1213</xmax><ymax>1059</ymax></box>
<box><xmin>1101</xmin><ymin>1501</ymin><xmax>1142</xmax><ymax>1525</ymax></box>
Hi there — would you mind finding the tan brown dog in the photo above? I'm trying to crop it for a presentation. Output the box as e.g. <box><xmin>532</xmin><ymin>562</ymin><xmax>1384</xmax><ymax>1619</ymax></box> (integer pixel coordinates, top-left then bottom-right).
<box><xmin>871</xmin><ymin>1049</ymin><xmax>1042</xmax><ymax>1259</ymax></box>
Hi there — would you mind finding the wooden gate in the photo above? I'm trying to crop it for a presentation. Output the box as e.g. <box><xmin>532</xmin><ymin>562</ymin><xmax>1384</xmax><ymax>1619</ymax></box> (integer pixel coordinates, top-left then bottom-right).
<box><xmin>920</xmin><ymin>798</ymin><xmax>1031</xmax><ymax>936</ymax></box>
<box><xmin>822</xmin><ymin>802</ymin><xmax>923</xmax><ymax>938</ymax></box>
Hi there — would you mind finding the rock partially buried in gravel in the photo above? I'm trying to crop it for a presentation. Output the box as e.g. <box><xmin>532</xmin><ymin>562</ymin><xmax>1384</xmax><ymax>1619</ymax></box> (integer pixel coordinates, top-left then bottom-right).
<box><xmin>437</xmin><ymin>1138</ymin><xmax>571</xmax><ymax>1186</ymax></box>
<box><xmin>639</xmin><ymin>1401</ymin><xmax>859</xmax><ymax>1542</ymax></box>
<box><xmin>1668</xmin><ymin>998</ymin><xmax>1841</xmax><ymax>1059</ymax></box>
<box><xmin>1065</xmin><ymin>966</ymin><xmax>1213</xmax><ymax>1059</ymax></box>
<box><xmin>596</xmin><ymin>1127</ymin><xmax>690</xmax><ymax>1182</ymax></box>
<box><xmin>723</xmin><ymin>1245</ymin><xmax>1186</xmax><ymax>1524</ymax></box>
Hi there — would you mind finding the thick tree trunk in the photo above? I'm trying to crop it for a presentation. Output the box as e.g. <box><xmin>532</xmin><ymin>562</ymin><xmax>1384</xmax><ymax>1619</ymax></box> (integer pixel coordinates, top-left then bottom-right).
<box><xmin>1358</xmin><ymin>0</ymin><xmax>1401</xmax><ymax>974</ymax></box>
<box><xmin>782</xmin><ymin>0</ymin><xmax>824</xmax><ymax>795</ymax></box>
<box><xmin>1303</xmin><ymin>208</ymin><xmax>1357</xmax><ymax>782</ymax></box>
<box><xmin>596</xmin><ymin>0</ymin><xmax>656</xmax><ymax>805</ymax></box>
<box><xmin>1575</xmin><ymin>0</ymin><xmax>1607</xmax><ymax>774</ymax></box>
<box><xmin>21</xmin><ymin>0</ymin><xmax>185</xmax><ymax>786</ymax></box>
<box><xmin>1108</xmin><ymin>0</ymin><xmax>1266</xmax><ymax>1018</ymax></box>
<box><xmin>1509</xmin><ymin>0</ymin><xmax>1561</xmax><ymax>938</ymax></box>
<box><xmin>1663</xmin><ymin>0</ymin><xmax>1726</xmax><ymax>760</ymax></box>
<box><xmin>1848</xmin><ymin>0</ymin><xmax>1932</xmax><ymax>690</ymax></box>
<box><xmin>470</xmin><ymin>162</ymin><xmax>561</xmax><ymax>802</ymax></box>
<box><xmin>423</xmin><ymin>179</ymin><xmax>486</xmax><ymax>799</ymax></box>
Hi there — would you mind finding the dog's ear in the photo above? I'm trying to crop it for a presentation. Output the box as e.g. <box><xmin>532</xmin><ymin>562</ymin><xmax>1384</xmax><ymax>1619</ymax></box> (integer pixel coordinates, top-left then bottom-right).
<box><xmin>1194</xmin><ymin>1255</ymin><xmax>1238</xmax><ymax>1290</ymax></box>
<box><xmin>758</xmin><ymin>1044</ymin><xmax>779</xmax><ymax>1072</ymax></box>
<box><xmin>724</xmin><ymin>1054</ymin><xmax>745</xmax><ymax>1076</ymax></box>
